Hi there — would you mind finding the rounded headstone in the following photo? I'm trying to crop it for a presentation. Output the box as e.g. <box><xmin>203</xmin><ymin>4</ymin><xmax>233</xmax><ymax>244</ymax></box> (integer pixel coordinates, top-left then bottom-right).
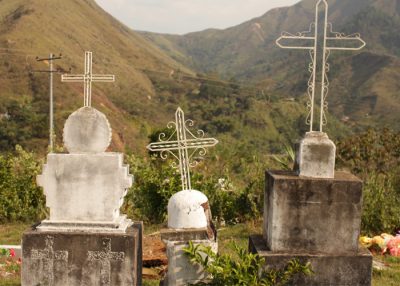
<box><xmin>63</xmin><ymin>107</ymin><xmax>111</xmax><ymax>153</ymax></box>
<box><xmin>168</xmin><ymin>190</ymin><xmax>208</xmax><ymax>229</ymax></box>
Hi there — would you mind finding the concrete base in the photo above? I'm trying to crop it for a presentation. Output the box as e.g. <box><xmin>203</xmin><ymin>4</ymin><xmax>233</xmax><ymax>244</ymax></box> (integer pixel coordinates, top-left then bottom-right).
<box><xmin>21</xmin><ymin>222</ymin><xmax>143</xmax><ymax>286</ymax></box>
<box><xmin>161</xmin><ymin>228</ymin><xmax>217</xmax><ymax>286</ymax></box>
<box><xmin>36</xmin><ymin>216</ymin><xmax>133</xmax><ymax>233</ymax></box>
<box><xmin>264</xmin><ymin>171</ymin><xmax>363</xmax><ymax>254</ymax></box>
<box><xmin>249</xmin><ymin>235</ymin><xmax>372</xmax><ymax>286</ymax></box>
<box><xmin>162</xmin><ymin>240</ymin><xmax>217</xmax><ymax>286</ymax></box>
<box><xmin>295</xmin><ymin>132</ymin><xmax>336</xmax><ymax>178</ymax></box>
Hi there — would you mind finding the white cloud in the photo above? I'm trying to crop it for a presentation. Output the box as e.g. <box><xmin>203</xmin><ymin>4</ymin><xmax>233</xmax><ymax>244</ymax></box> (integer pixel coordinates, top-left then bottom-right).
<box><xmin>95</xmin><ymin>0</ymin><xmax>300</xmax><ymax>34</ymax></box>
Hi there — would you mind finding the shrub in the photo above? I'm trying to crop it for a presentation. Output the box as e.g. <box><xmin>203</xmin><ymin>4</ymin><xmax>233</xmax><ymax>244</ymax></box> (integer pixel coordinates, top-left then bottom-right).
<box><xmin>123</xmin><ymin>155</ymin><xmax>262</xmax><ymax>224</ymax></box>
<box><xmin>361</xmin><ymin>172</ymin><xmax>400</xmax><ymax>235</ymax></box>
<box><xmin>0</xmin><ymin>146</ymin><xmax>45</xmax><ymax>222</ymax></box>
<box><xmin>337</xmin><ymin>129</ymin><xmax>400</xmax><ymax>235</ymax></box>
<box><xmin>184</xmin><ymin>241</ymin><xmax>313</xmax><ymax>286</ymax></box>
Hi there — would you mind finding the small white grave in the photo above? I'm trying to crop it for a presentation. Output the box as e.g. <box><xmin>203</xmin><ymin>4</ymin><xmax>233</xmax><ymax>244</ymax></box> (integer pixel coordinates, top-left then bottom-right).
<box><xmin>168</xmin><ymin>190</ymin><xmax>208</xmax><ymax>229</ymax></box>
<box><xmin>147</xmin><ymin>107</ymin><xmax>218</xmax><ymax>286</ymax></box>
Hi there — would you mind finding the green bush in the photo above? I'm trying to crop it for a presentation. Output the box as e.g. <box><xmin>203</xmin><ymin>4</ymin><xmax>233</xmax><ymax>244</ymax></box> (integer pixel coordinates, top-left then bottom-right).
<box><xmin>361</xmin><ymin>172</ymin><xmax>400</xmax><ymax>235</ymax></box>
<box><xmin>123</xmin><ymin>155</ymin><xmax>262</xmax><ymax>224</ymax></box>
<box><xmin>0</xmin><ymin>146</ymin><xmax>45</xmax><ymax>222</ymax></box>
<box><xmin>184</xmin><ymin>241</ymin><xmax>313</xmax><ymax>286</ymax></box>
<box><xmin>337</xmin><ymin>128</ymin><xmax>400</xmax><ymax>235</ymax></box>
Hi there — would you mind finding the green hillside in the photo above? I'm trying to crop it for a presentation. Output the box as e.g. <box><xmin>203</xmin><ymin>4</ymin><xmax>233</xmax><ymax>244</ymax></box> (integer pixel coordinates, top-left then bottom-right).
<box><xmin>0</xmin><ymin>0</ymin><xmax>192</xmax><ymax>153</ymax></box>
<box><xmin>0</xmin><ymin>0</ymin><xmax>345</xmax><ymax>162</ymax></box>
<box><xmin>142</xmin><ymin>0</ymin><xmax>400</xmax><ymax>131</ymax></box>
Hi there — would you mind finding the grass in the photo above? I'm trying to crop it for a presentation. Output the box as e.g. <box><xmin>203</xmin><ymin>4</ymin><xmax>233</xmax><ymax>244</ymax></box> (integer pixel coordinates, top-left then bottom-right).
<box><xmin>1</xmin><ymin>221</ymin><xmax>400</xmax><ymax>285</ymax></box>
<box><xmin>0</xmin><ymin>222</ymin><xmax>32</xmax><ymax>245</ymax></box>
<box><xmin>372</xmin><ymin>256</ymin><xmax>400</xmax><ymax>286</ymax></box>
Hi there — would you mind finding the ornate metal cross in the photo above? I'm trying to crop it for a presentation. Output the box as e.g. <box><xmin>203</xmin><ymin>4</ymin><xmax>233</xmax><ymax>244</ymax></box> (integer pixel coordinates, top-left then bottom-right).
<box><xmin>30</xmin><ymin>236</ymin><xmax>68</xmax><ymax>286</ymax></box>
<box><xmin>147</xmin><ymin>107</ymin><xmax>218</xmax><ymax>191</ymax></box>
<box><xmin>87</xmin><ymin>238</ymin><xmax>125</xmax><ymax>286</ymax></box>
<box><xmin>276</xmin><ymin>0</ymin><xmax>365</xmax><ymax>132</ymax></box>
<box><xmin>61</xmin><ymin>51</ymin><xmax>115</xmax><ymax>107</ymax></box>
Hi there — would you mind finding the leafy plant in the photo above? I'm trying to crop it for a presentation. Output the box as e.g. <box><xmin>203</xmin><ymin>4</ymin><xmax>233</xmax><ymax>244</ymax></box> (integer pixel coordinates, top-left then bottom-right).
<box><xmin>272</xmin><ymin>144</ymin><xmax>295</xmax><ymax>171</ymax></box>
<box><xmin>184</xmin><ymin>241</ymin><xmax>313</xmax><ymax>286</ymax></box>
<box><xmin>337</xmin><ymin>129</ymin><xmax>400</xmax><ymax>235</ymax></box>
<box><xmin>0</xmin><ymin>146</ymin><xmax>46</xmax><ymax>222</ymax></box>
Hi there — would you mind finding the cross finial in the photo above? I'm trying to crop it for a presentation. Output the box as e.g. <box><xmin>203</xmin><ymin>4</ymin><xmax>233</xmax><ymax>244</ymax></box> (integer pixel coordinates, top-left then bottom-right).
<box><xmin>276</xmin><ymin>0</ymin><xmax>365</xmax><ymax>133</ymax></box>
<box><xmin>61</xmin><ymin>51</ymin><xmax>115</xmax><ymax>107</ymax></box>
<box><xmin>147</xmin><ymin>107</ymin><xmax>219</xmax><ymax>191</ymax></box>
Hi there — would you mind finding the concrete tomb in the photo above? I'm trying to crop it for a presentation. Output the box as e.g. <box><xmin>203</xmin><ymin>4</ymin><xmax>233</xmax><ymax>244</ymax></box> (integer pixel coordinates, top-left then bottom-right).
<box><xmin>21</xmin><ymin>106</ymin><xmax>142</xmax><ymax>286</ymax></box>
<box><xmin>249</xmin><ymin>171</ymin><xmax>373</xmax><ymax>285</ymax></box>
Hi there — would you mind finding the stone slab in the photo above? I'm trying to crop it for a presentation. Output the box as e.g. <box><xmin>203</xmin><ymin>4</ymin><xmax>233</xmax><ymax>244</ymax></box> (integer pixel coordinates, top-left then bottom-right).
<box><xmin>249</xmin><ymin>235</ymin><xmax>372</xmax><ymax>286</ymax></box>
<box><xmin>21</xmin><ymin>222</ymin><xmax>143</xmax><ymax>286</ymax></box>
<box><xmin>161</xmin><ymin>228</ymin><xmax>214</xmax><ymax>242</ymax></box>
<box><xmin>264</xmin><ymin>171</ymin><xmax>363</xmax><ymax>254</ymax></box>
<box><xmin>162</xmin><ymin>240</ymin><xmax>217</xmax><ymax>286</ymax></box>
<box><xmin>295</xmin><ymin>132</ymin><xmax>336</xmax><ymax>178</ymax></box>
<box><xmin>37</xmin><ymin>153</ymin><xmax>132</xmax><ymax>223</ymax></box>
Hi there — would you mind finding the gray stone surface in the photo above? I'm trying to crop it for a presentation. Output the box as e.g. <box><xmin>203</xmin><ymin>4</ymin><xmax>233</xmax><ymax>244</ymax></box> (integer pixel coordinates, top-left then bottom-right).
<box><xmin>37</xmin><ymin>153</ymin><xmax>132</xmax><ymax>230</ymax></box>
<box><xmin>63</xmin><ymin>107</ymin><xmax>111</xmax><ymax>153</ymax></box>
<box><xmin>21</xmin><ymin>222</ymin><xmax>143</xmax><ymax>286</ymax></box>
<box><xmin>249</xmin><ymin>235</ymin><xmax>372</xmax><ymax>286</ymax></box>
<box><xmin>162</xmin><ymin>240</ymin><xmax>217</xmax><ymax>286</ymax></box>
<box><xmin>161</xmin><ymin>227</ymin><xmax>217</xmax><ymax>286</ymax></box>
<box><xmin>263</xmin><ymin>171</ymin><xmax>363</xmax><ymax>254</ymax></box>
<box><xmin>295</xmin><ymin>131</ymin><xmax>336</xmax><ymax>178</ymax></box>
<box><xmin>161</xmin><ymin>228</ymin><xmax>214</xmax><ymax>242</ymax></box>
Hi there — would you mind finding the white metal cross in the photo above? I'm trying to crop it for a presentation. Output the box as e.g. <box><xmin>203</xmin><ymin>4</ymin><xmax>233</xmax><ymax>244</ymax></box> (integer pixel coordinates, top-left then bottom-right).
<box><xmin>147</xmin><ymin>107</ymin><xmax>219</xmax><ymax>191</ymax></box>
<box><xmin>276</xmin><ymin>0</ymin><xmax>365</xmax><ymax>132</ymax></box>
<box><xmin>61</xmin><ymin>51</ymin><xmax>115</xmax><ymax>107</ymax></box>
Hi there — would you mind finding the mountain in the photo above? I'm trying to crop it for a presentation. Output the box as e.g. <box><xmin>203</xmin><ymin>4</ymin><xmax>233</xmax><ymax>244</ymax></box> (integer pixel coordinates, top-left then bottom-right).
<box><xmin>0</xmin><ymin>0</ymin><xmax>350</xmax><ymax>163</ymax></box>
<box><xmin>0</xmin><ymin>0</ymin><xmax>192</xmax><ymax>153</ymax></box>
<box><xmin>142</xmin><ymin>0</ymin><xmax>400</xmax><ymax>131</ymax></box>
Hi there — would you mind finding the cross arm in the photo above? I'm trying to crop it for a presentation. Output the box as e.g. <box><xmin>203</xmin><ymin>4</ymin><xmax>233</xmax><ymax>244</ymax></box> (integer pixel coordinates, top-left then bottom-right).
<box><xmin>326</xmin><ymin>36</ymin><xmax>366</xmax><ymax>51</ymax></box>
<box><xmin>147</xmin><ymin>138</ymin><xmax>219</xmax><ymax>152</ymax></box>
<box><xmin>61</xmin><ymin>74</ymin><xmax>85</xmax><ymax>82</ymax></box>
<box><xmin>92</xmin><ymin>74</ymin><xmax>115</xmax><ymax>82</ymax></box>
<box><xmin>276</xmin><ymin>35</ymin><xmax>315</xmax><ymax>50</ymax></box>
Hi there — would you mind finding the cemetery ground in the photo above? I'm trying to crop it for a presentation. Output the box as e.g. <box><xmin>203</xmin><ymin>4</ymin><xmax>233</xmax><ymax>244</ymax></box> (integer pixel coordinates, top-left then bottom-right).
<box><xmin>1</xmin><ymin>221</ymin><xmax>400</xmax><ymax>285</ymax></box>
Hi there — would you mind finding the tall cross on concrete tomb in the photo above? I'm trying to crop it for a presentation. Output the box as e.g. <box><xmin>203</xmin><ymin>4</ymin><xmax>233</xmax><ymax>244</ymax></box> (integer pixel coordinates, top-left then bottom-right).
<box><xmin>147</xmin><ymin>107</ymin><xmax>218</xmax><ymax>191</ymax></box>
<box><xmin>61</xmin><ymin>51</ymin><xmax>115</xmax><ymax>107</ymax></box>
<box><xmin>276</xmin><ymin>0</ymin><xmax>365</xmax><ymax>132</ymax></box>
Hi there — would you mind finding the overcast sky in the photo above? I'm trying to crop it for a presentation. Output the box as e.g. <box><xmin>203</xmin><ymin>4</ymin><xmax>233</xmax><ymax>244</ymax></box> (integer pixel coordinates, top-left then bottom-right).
<box><xmin>95</xmin><ymin>0</ymin><xmax>300</xmax><ymax>35</ymax></box>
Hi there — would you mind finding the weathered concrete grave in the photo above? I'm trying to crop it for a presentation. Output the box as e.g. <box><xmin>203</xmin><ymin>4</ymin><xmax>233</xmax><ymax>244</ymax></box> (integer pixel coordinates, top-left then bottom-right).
<box><xmin>21</xmin><ymin>51</ymin><xmax>142</xmax><ymax>286</ymax></box>
<box><xmin>249</xmin><ymin>2</ymin><xmax>372</xmax><ymax>285</ymax></box>
<box><xmin>147</xmin><ymin>107</ymin><xmax>218</xmax><ymax>286</ymax></box>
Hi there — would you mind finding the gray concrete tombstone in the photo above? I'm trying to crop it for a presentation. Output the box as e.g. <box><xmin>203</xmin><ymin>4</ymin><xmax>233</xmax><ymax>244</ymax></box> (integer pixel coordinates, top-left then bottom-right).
<box><xmin>249</xmin><ymin>170</ymin><xmax>372</xmax><ymax>286</ymax></box>
<box><xmin>22</xmin><ymin>106</ymin><xmax>142</xmax><ymax>286</ymax></box>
